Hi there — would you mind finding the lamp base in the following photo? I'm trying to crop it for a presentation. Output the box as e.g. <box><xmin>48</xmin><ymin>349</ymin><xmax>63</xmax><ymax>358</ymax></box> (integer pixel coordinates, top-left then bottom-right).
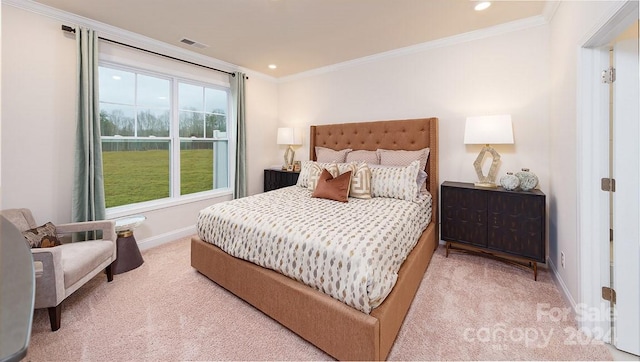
<box><xmin>474</xmin><ymin>181</ymin><xmax>498</xmax><ymax>188</ymax></box>
<box><xmin>283</xmin><ymin>145</ymin><xmax>295</xmax><ymax>170</ymax></box>
<box><xmin>473</xmin><ymin>145</ymin><xmax>501</xmax><ymax>188</ymax></box>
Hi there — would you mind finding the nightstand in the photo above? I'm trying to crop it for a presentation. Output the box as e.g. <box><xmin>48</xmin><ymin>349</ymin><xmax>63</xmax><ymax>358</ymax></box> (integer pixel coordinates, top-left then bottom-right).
<box><xmin>264</xmin><ymin>169</ymin><xmax>300</xmax><ymax>192</ymax></box>
<box><xmin>440</xmin><ymin>181</ymin><xmax>546</xmax><ymax>280</ymax></box>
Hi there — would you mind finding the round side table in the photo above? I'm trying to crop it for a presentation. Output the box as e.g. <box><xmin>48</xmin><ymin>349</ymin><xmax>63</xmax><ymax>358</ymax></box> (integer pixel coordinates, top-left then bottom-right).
<box><xmin>111</xmin><ymin>215</ymin><xmax>145</xmax><ymax>274</ymax></box>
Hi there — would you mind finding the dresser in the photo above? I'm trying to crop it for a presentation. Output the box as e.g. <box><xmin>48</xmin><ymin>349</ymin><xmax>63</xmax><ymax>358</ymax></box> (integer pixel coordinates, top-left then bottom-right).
<box><xmin>264</xmin><ymin>169</ymin><xmax>300</xmax><ymax>192</ymax></box>
<box><xmin>440</xmin><ymin>181</ymin><xmax>546</xmax><ymax>280</ymax></box>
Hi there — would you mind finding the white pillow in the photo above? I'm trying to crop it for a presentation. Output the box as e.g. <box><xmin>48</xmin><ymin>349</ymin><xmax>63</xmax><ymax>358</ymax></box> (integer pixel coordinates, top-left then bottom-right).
<box><xmin>370</xmin><ymin>163</ymin><xmax>427</xmax><ymax>195</ymax></box>
<box><xmin>296</xmin><ymin>160</ymin><xmax>333</xmax><ymax>188</ymax></box>
<box><xmin>370</xmin><ymin>160</ymin><xmax>420</xmax><ymax>201</ymax></box>
<box><xmin>315</xmin><ymin>147</ymin><xmax>352</xmax><ymax>163</ymax></box>
<box><xmin>346</xmin><ymin>150</ymin><xmax>379</xmax><ymax>165</ymax></box>
<box><xmin>417</xmin><ymin>169</ymin><xmax>428</xmax><ymax>191</ymax></box>
<box><xmin>377</xmin><ymin>148</ymin><xmax>430</xmax><ymax>171</ymax></box>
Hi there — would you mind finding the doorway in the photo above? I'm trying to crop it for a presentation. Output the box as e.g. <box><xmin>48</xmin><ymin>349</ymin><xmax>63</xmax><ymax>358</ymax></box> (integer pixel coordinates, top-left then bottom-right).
<box><xmin>578</xmin><ymin>1</ymin><xmax>639</xmax><ymax>357</ymax></box>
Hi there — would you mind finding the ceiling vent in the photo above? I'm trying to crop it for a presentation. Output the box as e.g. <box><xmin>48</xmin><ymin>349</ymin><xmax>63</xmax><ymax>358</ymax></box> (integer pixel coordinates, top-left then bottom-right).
<box><xmin>180</xmin><ymin>38</ymin><xmax>209</xmax><ymax>49</ymax></box>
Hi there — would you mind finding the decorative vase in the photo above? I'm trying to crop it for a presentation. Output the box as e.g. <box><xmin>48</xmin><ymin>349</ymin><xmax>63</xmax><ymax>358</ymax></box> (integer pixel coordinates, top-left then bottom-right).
<box><xmin>500</xmin><ymin>172</ymin><xmax>520</xmax><ymax>191</ymax></box>
<box><xmin>516</xmin><ymin>168</ymin><xmax>539</xmax><ymax>191</ymax></box>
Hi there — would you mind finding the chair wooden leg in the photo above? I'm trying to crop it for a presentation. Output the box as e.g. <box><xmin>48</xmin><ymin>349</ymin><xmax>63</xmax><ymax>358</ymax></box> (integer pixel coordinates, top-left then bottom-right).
<box><xmin>48</xmin><ymin>304</ymin><xmax>61</xmax><ymax>331</ymax></box>
<box><xmin>106</xmin><ymin>264</ymin><xmax>113</xmax><ymax>282</ymax></box>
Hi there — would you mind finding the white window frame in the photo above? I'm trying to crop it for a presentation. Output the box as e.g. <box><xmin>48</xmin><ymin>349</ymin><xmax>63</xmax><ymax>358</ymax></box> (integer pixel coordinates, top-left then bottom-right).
<box><xmin>99</xmin><ymin>61</ymin><xmax>235</xmax><ymax>219</ymax></box>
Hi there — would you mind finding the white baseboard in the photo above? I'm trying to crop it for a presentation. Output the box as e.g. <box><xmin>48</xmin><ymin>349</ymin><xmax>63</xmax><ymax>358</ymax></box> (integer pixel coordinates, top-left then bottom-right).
<box><xmin>547</xmin><ymin>257</ymin><xmax>578</xmax><ymax>312</ymax></box>
<box><xmin>137</xmin><ymin>225</ymin><xmax>196</xmax><ymax>251</ymax></box>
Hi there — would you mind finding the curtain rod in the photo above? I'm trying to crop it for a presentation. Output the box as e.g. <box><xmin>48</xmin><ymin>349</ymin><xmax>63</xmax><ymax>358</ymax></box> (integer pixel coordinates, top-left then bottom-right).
<box><xmin>61</xmin><ymin>25</ymin><xmax>244</xmax><ymax>78</ymax></box>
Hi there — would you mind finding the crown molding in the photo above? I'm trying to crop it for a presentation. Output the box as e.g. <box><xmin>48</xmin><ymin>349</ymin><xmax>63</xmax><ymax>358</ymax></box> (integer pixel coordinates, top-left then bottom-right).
<box><xmin>278</xmin><ymin>15</ymin><xmax>547</xmax><ymax>83</ymax></box>
<box><xmin>580</xmin><ymin>0</ymin><xmax>638</xmax><ymax>48</ymax></box>
<box><xmin>3</xmin><ymin>0</ymin><xmax>277</xmax><ymax>83</ymax></box>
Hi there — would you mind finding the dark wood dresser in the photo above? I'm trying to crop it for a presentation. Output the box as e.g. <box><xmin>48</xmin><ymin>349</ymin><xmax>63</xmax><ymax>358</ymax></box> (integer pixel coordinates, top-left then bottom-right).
<box><xmin>264</xmin><ymin>169</ymin><xmax>300</xmax><ymax>192</ymax></box>
<box><xmin>440</xmin><ymin>181</ymin><xmax>546</xmax><ymax>280</ymax></box>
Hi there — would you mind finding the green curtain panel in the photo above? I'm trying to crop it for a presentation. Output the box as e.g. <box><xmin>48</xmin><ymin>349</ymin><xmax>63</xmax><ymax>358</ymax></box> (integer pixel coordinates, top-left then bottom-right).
<box><xmin>231</xmin><ymin>72</ymin><xmax>247</xmax><ymax>199</ymax></box>
<box><xmin>72</xmin><ymin>27</ymin><xmax>106</xmax><ymax>240</ymax></box>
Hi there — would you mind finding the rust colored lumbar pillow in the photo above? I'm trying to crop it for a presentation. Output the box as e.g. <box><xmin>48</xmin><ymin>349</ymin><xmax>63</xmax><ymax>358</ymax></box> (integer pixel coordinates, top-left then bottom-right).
<box><xmin>312</xmin><ymin>168</ymin><xmax>352</xmax><ymax>202</ymax></box>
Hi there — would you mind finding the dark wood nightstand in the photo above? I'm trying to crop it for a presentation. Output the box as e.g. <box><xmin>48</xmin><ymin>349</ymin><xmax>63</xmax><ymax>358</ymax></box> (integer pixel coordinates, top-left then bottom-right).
<box><xmin>264</xmin><ymin>169</ymin><xmax>300</xmax><ymax>192</ymax></box>
<box><xmin>440</xmin><ymin>181</ymin><xmax>546</xmax><ymax>280</ymax></box>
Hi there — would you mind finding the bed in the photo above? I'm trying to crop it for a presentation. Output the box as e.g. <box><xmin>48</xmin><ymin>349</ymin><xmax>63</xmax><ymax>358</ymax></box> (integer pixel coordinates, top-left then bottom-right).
<box><xmin>191</xmin><ymin>117</ymin><xmax>439</xmax><ymax>360</ymax></box>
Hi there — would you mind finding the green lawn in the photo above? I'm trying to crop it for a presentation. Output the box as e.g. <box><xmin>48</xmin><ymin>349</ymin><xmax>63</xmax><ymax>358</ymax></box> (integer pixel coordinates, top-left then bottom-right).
<box><xmin>102</xmin><ymin>149</ymin><xmax>213</xmax><ymax>208</ymax></box>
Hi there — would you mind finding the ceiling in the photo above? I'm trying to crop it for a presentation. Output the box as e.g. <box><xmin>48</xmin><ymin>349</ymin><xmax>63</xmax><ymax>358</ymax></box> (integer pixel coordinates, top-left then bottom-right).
<box><xmin>33</xmin><ymin>0</ymin><xmax>547</xmax><ymax>78</ymax></box>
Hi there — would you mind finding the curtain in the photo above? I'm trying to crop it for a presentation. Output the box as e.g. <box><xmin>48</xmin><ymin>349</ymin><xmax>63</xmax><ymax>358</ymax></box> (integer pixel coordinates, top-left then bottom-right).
<box><xmin>231</xmin><ymin>72</ymin><xmax>247</xmax><ymax>199</ymax></box>
<box><xmin>72</xmin><ymin>27</ymin><xmax>106</xmax><ymax>240</ymax></box>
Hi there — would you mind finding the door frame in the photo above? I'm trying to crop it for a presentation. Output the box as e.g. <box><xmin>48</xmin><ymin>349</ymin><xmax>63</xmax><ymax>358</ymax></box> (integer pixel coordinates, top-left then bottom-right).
<box><xmin>577</xmin><ymin>0</ymin><xmax>639</xmax><ymax>344</ymax></box>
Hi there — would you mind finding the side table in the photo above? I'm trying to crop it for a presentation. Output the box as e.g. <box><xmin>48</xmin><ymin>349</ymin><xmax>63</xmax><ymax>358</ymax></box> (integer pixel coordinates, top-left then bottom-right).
<box><xmin>111</xmin><ymin>215</ymin><xmax>145</xmax><ymax>275</ymax></box>
<box><xmin>440</xmin><ymin>181</ymin><xmax>545</xmax><ymax>280</ymax></box>
<box><xmin>264</xmin><ymin>168</ymin><xmax>300</xmax><ymax>192</ymax></box>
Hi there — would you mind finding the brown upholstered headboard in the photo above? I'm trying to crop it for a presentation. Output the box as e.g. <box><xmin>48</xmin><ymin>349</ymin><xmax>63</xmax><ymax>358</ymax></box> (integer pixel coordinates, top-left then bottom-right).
<box><xmin>310</xmin><ymin>118</ymin><xmax>439</xmax><ymax>226</ymax></box>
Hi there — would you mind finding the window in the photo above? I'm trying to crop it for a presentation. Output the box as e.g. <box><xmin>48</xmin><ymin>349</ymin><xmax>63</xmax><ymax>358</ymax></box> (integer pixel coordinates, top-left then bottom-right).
<box><xmin>99</xmin><ymin>65</ymin><xmax>231</xmax><ymax>209</ymax></box>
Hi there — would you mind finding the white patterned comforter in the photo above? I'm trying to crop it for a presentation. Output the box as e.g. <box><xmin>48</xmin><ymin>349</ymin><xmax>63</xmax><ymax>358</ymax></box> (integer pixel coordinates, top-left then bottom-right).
<box><xmin>197</xmin><ymin>186</ymin><xmax>432</xmax><ymax>314</ymax></box>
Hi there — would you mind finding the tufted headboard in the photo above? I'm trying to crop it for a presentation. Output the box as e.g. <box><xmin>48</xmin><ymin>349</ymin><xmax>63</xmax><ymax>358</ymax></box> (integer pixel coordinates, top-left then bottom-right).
<box><xmin>310</xmin><ymin>117</ymin><xmax>438</xmax><ymax>226</ymax></box>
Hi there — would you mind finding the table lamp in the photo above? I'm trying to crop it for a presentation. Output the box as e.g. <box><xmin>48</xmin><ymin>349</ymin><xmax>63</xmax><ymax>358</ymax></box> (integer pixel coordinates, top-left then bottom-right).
<box><xmin>464</xmin><ymin>114</ymin><xmax>514</xmax><ymax>188</ymax></box>
<box><xmin>277</xmin><ymin>127</ymin><xmax>302</xmax><ymax>170</ymax></box>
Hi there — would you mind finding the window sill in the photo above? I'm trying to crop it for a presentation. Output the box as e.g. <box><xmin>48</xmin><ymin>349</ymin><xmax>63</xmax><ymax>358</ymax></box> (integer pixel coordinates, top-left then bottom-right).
<box><xmin>105</xmin><ymin>188</ymin><xmax>233</xmax><ymax>219</ymax></box>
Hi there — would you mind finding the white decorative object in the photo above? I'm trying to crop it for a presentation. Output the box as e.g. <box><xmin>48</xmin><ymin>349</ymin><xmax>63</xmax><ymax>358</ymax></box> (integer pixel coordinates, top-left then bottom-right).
<box><xmin>464</xmin><ymin>115</ymin><xmax>514</xmax><ymax>188</ymax></box>
<box><xmin>500</xmin><ymin>172</ymin><xmax>520</xmax><ymax>191</ymax></box>
<box><xmin>516</xmin><ymin>168</ymin><xmax>539</xmax><ymax>191</ymax></box>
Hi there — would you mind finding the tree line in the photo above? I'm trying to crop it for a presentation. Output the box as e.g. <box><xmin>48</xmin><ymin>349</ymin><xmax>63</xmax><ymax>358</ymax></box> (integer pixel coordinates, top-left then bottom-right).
<box><xmin>100</xmin><ymin>108</ymin><xmax>227</xmax><ymax>138</ymax></box>
<box><xmin>100</xmin><ymin>107</ymin><xmax>227</xmax><ymax>152</ymax></box>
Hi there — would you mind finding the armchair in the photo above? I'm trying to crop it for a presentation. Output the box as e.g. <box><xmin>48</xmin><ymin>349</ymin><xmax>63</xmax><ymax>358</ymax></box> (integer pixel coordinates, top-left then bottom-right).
<box><xmin>0</xmin><ymin>208</ymin><xmax>117</xmax><ymax>331</ymax></box>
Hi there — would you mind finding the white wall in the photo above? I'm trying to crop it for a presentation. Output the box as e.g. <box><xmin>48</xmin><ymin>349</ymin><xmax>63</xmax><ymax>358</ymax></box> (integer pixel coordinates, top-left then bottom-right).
<box><xmin>547</xmin><ymin>0</ymin><xmax>627</xmax><ymax>302</ymax></box>
<box><xmin>245</xmin><ymin>75</ymin><xmax>280</xmax><ymax>195</ymax></box>
<box><xmin>2</xmin><ymin>5</ymin><xmax>76</xmax><ymax>225</ymax></box>
<box><xmin>278</xmin><ymin>24</ymin><xmax>550</xmax><ymax>225</ymax></box>
<box><xmin>1</xmin><ymin>4</ymin><xmax>279</xmax><ymax>244</ymax></box>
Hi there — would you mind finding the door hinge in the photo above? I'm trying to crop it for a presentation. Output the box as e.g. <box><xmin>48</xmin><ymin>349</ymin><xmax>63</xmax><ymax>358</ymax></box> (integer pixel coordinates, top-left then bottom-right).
<box><xmin>610</xmin><ymin>228</ymin><xmax>613</xmax><ymax>241</ymax></box>
<box><xmin>602</xmin><ymin>286</ymin><xmax>617</xmax><ymax>304</ymax></box>
<box><xmin>601</xmin><ymin>178</ymin><xmax>616</xmax><ymax>192</ymax></box>
<box><xmin>602</xmin><ymin>67</ymin><xmax>616</xmax><ymax>84</ymax></box>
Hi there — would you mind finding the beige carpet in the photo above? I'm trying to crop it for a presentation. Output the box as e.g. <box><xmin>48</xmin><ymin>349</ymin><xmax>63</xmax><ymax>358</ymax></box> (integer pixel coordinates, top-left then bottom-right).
<box><xmin>26</xmin><ymin>237</ymin><xmax>612</xmax><ymax>361</ymax></box>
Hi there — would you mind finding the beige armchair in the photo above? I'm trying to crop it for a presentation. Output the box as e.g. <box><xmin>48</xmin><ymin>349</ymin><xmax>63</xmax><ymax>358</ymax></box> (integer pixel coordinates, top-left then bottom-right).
<box><xmin>0</xmin><ymin>208</ymin><xmax>117</xmax><ymax>331</ymax></box>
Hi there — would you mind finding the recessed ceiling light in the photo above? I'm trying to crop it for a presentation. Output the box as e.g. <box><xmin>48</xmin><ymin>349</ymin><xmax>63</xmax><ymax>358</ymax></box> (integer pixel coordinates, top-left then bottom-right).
<box><xmin>475</xmin><ymin>1</ymin><xmax>491</xmax><ymax>11</ymax></box>
<box><xmin>268</xmin><ymin>64</ymin><xmax>277</xmax><ymax>70</ymax></box>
